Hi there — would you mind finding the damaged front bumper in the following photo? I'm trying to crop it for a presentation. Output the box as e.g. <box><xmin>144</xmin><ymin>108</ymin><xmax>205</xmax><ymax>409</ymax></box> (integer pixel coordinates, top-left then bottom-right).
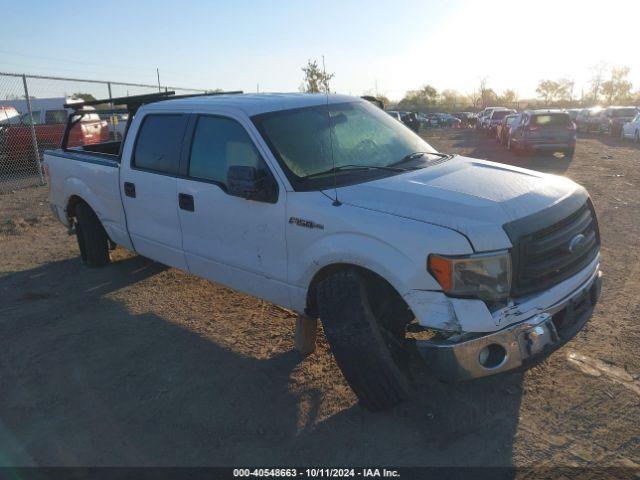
<box><xmin>416</xmin><ymin>269</ymin><xmax>602</xmax><ymax>381</ymax></box>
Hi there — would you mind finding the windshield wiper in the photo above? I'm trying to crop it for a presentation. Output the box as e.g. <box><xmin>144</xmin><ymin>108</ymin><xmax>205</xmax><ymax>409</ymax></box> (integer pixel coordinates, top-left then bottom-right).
<box><xmin>303</xmin><ymin>164</ymin><xmax>408</xmax><ymax>180</ymax></box>
<box><xmin>389</xmin><ymin>151</ymin><xmax>453</xmax><ymax>168</ymax></box>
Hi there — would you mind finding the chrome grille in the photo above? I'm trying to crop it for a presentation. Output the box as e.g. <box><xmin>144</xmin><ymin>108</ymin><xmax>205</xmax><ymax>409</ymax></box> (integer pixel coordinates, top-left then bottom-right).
<box><xmin>506</xmin><ymin>200</ymin><xmax>600</xmax><ymax>297</ymax></box>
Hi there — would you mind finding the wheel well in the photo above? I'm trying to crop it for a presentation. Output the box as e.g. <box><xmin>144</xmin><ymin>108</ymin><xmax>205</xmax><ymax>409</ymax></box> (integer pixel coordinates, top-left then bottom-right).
<box><xmin>66</xmin><ymin>195</ymin><xmax>86</xmax><ymax>219</ymax></box>
<box><xmin>305</xmin><ymin>263</ymin><xmax>412</xmax><ymax>321</ymax></box>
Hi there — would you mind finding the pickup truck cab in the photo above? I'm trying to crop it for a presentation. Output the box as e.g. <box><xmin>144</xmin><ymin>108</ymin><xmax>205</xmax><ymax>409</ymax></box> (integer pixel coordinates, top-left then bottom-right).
<box><xmin>45</xmin><ymin>92</ymin><xmax>602</xmax><ymax>410</ymax></box>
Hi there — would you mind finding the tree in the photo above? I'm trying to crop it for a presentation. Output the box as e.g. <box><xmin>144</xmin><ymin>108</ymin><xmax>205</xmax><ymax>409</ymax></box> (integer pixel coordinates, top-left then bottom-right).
<box><xmin>500</xmin><ymin>89</ymin><xmax>518</xmax><ymax>106</ymax></box>
<box><xmin>440</xmin><ymin>89</ymin><xmax>464</xmax><ymax>110</ymax></box>
<box><xmin>589</xmin><ymin>62</ymin><xmax>609</xmax><ymax>104</ymax></box>
<box><xmin>300</xmin><ymin>59</ymin><xmax>334</xmax><ymax>93</ymax></box>
<box><xmin>397</xmin><ymin>85</ymin><xmax>438</xmax><ymax>111</ymax></box>
<box><xmin>556</xmin><ymin>78</ymin><xmax>574</xmax><ymax>103</ymax></box>
<box><xmin>477</xmin><ymin>77</ymin><xmax>499</xmax><ymax>107</ymax></box>
<box><xmin>71</xmin><ymin>93</ymin><xmax>97</xmax><ymax>102</ymax></box>
<box><xmin>376</xmin><ymin>94</ymin><xmax>390</xmax><ymax>108</ymax></box>
<box><xmin>467</xmin><ymin>89</ymin><xmax>481</xmax><ymax>109</ymax></box>
<box><xmin>536</xmin><ymin>79</ymin><xmax>560</xmax><ymax>105</ymax></box>
<box><xmin>601</xmin><ymin>66</ymin><xmax>632</xmax><ymax>104</ymax></box>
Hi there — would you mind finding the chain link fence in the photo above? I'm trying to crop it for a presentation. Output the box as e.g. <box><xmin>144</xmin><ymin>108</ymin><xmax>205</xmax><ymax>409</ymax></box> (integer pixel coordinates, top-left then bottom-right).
<box><xmin>0</xmin><ymin>72</ymin><xmax>208</xmax><ymax>193</ymax></box>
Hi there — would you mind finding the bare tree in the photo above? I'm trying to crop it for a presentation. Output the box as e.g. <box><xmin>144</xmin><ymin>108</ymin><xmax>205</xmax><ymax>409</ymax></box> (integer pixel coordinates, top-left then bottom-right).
<box><xmin>300</xmin><ymin>59</ymin><xmax>334</xmax><ymax>93</ymax></box>
<box><xmin>589</xmin><ymin>62</ymin><xmax>609</xmax><ymax>104</ymax></box>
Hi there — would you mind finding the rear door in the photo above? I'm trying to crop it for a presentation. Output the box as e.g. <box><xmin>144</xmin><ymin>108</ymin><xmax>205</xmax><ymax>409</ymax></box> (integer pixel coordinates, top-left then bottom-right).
<box><xmin>176</xmin><ymin>113</ymin><xmax>289</xmax><ymax>306</ymax></box>
<box><xmin>120</xmin><ymin>113</ymin><xmax>189</xmax><ymax>270</ymax></box>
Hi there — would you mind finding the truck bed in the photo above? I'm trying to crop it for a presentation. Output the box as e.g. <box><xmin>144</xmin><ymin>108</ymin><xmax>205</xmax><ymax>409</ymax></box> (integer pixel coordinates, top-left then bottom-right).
<box><xmin>44</xmin><ymin>148</ymin><xmax>132</xmax><ymax>250</ymax></box>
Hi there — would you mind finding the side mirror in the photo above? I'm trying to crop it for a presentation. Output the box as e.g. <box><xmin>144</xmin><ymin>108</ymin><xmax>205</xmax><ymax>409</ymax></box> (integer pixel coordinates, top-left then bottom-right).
<box><xmin>227</xmin><ymin>165</ymin><xmax>277</xmax><ymax>203</ymax></box>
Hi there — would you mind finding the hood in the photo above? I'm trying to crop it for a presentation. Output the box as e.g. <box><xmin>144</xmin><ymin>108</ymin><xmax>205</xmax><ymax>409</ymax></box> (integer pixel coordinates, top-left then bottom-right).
<box><xmin>328</xmin><ymin>155</ymin><xmax>583</xmax><ymax>251</ymax></box>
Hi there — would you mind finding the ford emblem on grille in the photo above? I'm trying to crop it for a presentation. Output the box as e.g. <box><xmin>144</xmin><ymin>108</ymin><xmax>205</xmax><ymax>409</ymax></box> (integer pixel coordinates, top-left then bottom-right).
<box><xmin>568</xmin><ymin>233</ymin><xmax>587</xmax><ymax>253</ymax></box>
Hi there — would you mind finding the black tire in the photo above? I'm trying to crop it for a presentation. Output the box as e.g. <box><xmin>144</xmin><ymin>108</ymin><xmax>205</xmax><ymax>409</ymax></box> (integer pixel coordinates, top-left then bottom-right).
<box><xmin>75</xmin><ymin>202</ymin><xmax>110</xmax><ymax>268</ymax></box>
<box><xmin>564</xmin><ymin>148</ymin><xmax>575</xmax><ymax>158</ymax></box>
<box><xmin>317</xmin><ymin>269</ymin><xmax>413</xmax><ymax>410</ymax></box>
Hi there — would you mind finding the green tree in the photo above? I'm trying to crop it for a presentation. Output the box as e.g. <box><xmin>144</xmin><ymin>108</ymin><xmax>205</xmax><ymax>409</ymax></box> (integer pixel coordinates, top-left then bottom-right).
<box><xmin>71</xmin><ymin>92</ymin><xmax>97</xmax><ymax>102</ymax></box>
<box><xmin>300</xmin><ymin>59</ymin><xmax>334</xmax><ymax>93</ymax></box>
<box><xmin>398</xmin><ymin>84</ymin><xmax>438</xmax><ymax>111</ymax></box>
<box><xmin>536</xmin><ymin>79</ymin><xmax>560</xmax><ymax>105</ymax></box>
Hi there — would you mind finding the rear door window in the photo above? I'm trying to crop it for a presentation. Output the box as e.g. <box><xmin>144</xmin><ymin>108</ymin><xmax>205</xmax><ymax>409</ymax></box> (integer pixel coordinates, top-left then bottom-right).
<box><xmin>133</xmin><ymin>114</ymin><xmax>188</xmax><ymax>175</ymax></box>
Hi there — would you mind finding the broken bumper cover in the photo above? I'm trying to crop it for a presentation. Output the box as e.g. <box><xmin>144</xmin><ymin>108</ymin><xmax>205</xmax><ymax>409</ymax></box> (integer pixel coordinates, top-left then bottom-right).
<box><xmin>416</xmin><ymin>270</ymin><xmax>602</xmax><ymax>381</ymax></box>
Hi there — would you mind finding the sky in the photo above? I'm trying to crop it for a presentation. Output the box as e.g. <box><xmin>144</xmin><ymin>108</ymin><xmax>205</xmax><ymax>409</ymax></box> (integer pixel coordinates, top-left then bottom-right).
<box><xmin>1</xmin><ymin>0</ymin><xmax>639</xmax><ymax>101</ymax></box>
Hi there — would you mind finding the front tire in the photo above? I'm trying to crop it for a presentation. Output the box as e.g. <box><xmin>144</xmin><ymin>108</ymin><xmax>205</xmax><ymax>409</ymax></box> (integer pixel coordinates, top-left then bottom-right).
<box><xmin>75</xmin><ymin>202</ymin><xmax>111</xmax><ymax>268</ymax></box>
<box><xmin>317</xmin><ymin>269</ymin><xmax>413</xmax><ymax>411</ymax></box>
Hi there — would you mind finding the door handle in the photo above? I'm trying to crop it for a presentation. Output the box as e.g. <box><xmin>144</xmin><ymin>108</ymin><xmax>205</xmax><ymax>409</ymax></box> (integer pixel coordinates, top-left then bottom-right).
<box><xmin>124</xmin><ymin>182</ymin><xmax>136</xmax><ymax>198</ymax></box>
<box><xmin>178</xmin><ymin>193</ymin><xmax>194</xmax><ymax>212</ymax></box>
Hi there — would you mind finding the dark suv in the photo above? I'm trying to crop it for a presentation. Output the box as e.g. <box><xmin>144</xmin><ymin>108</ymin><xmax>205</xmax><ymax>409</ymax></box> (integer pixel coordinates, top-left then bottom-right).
<box><xmin>508</xmin><ymin>109</ymin><xmax>576</xmax><ymax>157</ymax></box>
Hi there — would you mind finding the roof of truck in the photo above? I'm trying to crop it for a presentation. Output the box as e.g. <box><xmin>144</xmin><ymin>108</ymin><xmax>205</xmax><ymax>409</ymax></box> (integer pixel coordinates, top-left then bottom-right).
<box><xmin>146</xmin><ymin>92</ymin><xmax>359</xmax><ymax>116</ymax></box>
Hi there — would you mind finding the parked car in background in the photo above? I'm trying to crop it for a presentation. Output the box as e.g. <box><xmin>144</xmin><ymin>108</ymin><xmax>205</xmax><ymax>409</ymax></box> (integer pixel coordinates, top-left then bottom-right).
<box><xmin>0</xmin><ymin>106</ymin><xmax>20</xmax><ymax>124</ymax></box>
<box><xmin>0</xmin><ymin>97</ymin><xmax>109</xmax><ymax>171</ymax></box>
<box><xmin>575</xmin><ymin>107</ymin><xmax>602</xmax><ymax>133</ymax></box>
<box><xmin>620</xmin><ymin>112</ymin><xmax>640</xmax><ymax>142</ymax></box>
<box><xmin>478</xmin><ymin>107</ymin><xmax>510</xmax><ymax>131</ymax></box>
<box><xmin>475</xmin><ymin>107</ymin><xmax>492</xmax><ymax>130</ymax></box>
<box><xmin>417</xmin><ymin>113</ymin><xmax>439</xmax><ymax>128</ymax></box>
<box><xmin>487</xmin><ymin>109</ymin><xmax>516</xmax><ymax>137</ymax></box>
<box><xmin>496</xmin><ymin>113</ymin><xmax>517</xmax><ymax>145</ymax></box>
<box><xmin>508</xmin><ymin>109</ymin><xmax>576</xmax><ymax>157</ymax></box>
<box><xmin>597</xmin><ymin>106</ymin><xmax>638</xmax><ymax>137</ymax></box>
<box><xmin>402</xmin><ymin>111</ymin><xmax>421</xmax><ymax>133</ymax></box>
<box><xmin>453</xmin><ymin>112</ymin><xmax>474</xmax><ymax>127</ymax></box>
<box><xmin>566</xmin><ymin>108</ymin><xmax>581</xmax><ymax>123</ymax></box>
<box><xmin>386</xmin><ymin>110</ymin><xmax>402</xmax><ymax>122</ymax></box>
<box><xmin>437</xmin><ymin>113</ymin><xmax>462</xmax><ymax>128</ymax></box>
<box><xmin>108</xmin><ymin>113</ymin><xmax>129</xmax><ymax>141</ymax></box>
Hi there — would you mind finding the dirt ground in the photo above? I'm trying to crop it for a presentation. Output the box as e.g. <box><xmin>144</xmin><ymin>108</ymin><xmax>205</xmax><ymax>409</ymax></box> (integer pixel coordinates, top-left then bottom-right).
<box><xmin>0</xmin><ymin>129</ymin><xmax>639</xmax><ymax>469</ymax></box>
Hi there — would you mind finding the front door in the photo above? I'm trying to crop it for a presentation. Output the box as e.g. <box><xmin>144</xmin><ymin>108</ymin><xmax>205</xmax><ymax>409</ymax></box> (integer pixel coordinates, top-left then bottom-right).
<box><xmin>176</xmin><ymin>114</ymin><xmax>289</xmax><ymax>306</ymax></box>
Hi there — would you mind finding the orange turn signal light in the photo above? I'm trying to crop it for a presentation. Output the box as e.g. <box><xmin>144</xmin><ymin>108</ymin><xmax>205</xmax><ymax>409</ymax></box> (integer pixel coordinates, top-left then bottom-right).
<box><xmin>428</xmin><ymin>255</ymin><xmax>453</xmax><ymax>291</ymax></box>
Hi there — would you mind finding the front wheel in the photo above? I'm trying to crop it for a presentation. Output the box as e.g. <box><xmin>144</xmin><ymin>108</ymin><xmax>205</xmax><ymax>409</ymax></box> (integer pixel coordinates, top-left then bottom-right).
<box><xmin>317</xmin><ymin>269</ymin><xmax>413</xmax><ymax>410</ymax></box>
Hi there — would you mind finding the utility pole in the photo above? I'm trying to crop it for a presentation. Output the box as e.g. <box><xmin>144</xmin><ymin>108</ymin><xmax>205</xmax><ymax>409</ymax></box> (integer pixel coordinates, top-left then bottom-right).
<box><xmin>156</xmin><ymin>68</ymin><xmax>161</xmax><ymax>92</ymax></box>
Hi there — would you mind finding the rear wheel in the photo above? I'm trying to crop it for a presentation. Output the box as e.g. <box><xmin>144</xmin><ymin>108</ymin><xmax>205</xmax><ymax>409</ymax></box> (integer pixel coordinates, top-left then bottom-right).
<box><xmin>564</xmin><ymin>147</ymin><xmax>575</xmax><ymax>158</ymax></box>
<box><xmin>75</xmin><ymin>202</ymin><xmax>111</xmax><ymax>268</ymax></box>
<box><xmin>317</xmin><ymin>268</ymin><xmax>414</xmax><ymax>411</ymax></box>
<box><xmin>635</xmin><ymin>131</ymin><xmax>639</xmax><ymax>144</ymax></box>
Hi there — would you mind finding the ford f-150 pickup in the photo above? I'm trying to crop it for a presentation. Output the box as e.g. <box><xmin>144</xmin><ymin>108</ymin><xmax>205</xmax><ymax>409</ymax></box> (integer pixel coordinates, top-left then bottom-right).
<box><xmin>44</xmin><ymin>91</ymin><xmax>602</xmax><ymax>410</ymax></box>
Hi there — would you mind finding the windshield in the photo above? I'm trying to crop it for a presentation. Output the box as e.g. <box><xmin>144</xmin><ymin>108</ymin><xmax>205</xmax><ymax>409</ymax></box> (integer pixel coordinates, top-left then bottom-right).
<box><xmin>252</xmin><ymin>101</ymin><xmax>438</xmax><ymax>191</ymax></box>
<box><xmin>612</xmin><ymin>108</ymin><xmax>637</xmax><ymax>117</ymax></box>
<box><xmin>491</xmin><ymin>110</ymin><xmax>511</xmax><ymax>120</ymax></box>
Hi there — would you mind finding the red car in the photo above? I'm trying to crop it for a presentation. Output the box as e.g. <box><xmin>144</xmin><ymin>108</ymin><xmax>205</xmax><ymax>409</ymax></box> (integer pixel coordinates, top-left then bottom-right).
<box><xmin>0</xmin><ymin>99</ymin><xmax>109</xmax><ymax>173</ymax></box>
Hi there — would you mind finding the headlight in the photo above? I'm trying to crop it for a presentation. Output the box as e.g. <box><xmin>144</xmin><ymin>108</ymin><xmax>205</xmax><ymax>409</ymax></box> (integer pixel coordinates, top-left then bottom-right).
<box><xmin>428</xmin><ymin>251</ymin><xmax>511</xmax><ymax>301</ymax></box>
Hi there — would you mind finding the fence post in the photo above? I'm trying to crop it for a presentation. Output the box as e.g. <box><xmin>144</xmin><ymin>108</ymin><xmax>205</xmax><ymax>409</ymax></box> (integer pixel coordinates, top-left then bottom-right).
<box><xmin>22</xmin><ymin>74</ymin><xmax>45</xmax><ymax>185</ymax></box>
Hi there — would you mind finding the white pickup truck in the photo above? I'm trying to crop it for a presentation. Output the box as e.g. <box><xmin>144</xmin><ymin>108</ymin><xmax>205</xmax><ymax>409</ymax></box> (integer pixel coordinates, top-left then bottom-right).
<box><xmin>45</xmin><ymin>92</ymin><xmax>602</xmax><ymax>410</ymax></box>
